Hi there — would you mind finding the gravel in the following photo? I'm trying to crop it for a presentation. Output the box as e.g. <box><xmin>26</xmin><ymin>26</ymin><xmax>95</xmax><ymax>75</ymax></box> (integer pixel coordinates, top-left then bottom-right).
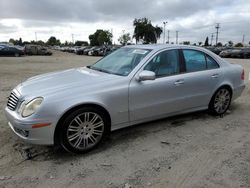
<box><xmin>0</xmin><ymin>51</ymin><xmax>249</xmax><ymax>188</ymax></box>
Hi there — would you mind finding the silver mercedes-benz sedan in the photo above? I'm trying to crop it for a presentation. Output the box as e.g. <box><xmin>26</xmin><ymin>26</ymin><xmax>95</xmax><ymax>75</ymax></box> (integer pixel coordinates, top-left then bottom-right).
<box><xmin>5</xmin><ymin>45</ymin><xmax>245</xmax><ymax>153</ymax></box>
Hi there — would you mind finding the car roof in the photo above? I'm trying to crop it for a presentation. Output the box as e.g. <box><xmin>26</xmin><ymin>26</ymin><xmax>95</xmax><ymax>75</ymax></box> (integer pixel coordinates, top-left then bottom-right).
<box><xmin>123</xmin><ymin>44</ymin><xmax>207</xmax><ymax>51</ymax></box>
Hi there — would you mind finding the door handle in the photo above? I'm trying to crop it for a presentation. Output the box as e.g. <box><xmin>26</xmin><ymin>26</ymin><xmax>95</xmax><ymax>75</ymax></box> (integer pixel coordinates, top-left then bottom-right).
<box><xmin>211</xmin><ymin>74</ymin><xmax>219</xmax><ymax>78</ymax></box>
<box><xmin>174</xmin><ymin>79</ymin><xmax>184</xmax><ymax>85</ymax></box>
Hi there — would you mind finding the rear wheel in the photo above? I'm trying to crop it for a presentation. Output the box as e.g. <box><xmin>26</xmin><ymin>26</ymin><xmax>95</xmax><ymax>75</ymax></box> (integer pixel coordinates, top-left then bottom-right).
<box><xmin>60</xmin><ymin>107</ymin><xmax>108</xmax><ymax>153</ymax></box>
<box><xmin>209</xmin><ymin>87</ymin><xmax>232</xmax><ymax>115</ymax></box>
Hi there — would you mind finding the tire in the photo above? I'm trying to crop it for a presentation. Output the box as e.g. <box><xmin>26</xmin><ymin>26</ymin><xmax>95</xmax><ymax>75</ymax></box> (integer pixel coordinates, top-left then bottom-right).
<box><xmin>60</xmin><ymin>107</ymin><xmax>108</xmax><ymax>154</ymax></box>
<box><xmin>209</xmin><ymin>87</ymin><xmax>232</xmax><ymax>116</ymax></box>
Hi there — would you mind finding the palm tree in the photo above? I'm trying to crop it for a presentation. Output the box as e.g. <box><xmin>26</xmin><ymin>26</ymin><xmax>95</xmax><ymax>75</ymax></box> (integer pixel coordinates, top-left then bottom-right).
<box><xmin>133</xmin><ymin>18</ymin><xmax>162</xmax><ymax>44</ymax></box>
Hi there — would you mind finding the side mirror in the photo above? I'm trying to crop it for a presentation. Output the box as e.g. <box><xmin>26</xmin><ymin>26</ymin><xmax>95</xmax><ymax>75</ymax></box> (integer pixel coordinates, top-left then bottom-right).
<box><xmin>138</xmin><ymin>70</ymin><xmax>156</xmax><ymax>81</ymax></box>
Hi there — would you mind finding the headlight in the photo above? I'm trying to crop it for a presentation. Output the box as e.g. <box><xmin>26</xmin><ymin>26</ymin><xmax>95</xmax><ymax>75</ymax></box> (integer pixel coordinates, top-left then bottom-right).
<box><xmin>18</xmin><ymin>97</ymin><xmax>43</xmax><ymax>117</ymax></box>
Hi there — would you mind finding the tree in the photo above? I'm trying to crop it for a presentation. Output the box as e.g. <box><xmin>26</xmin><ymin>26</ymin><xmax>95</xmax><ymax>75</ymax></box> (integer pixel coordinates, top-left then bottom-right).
<box><xmin>75</xmin><ymin>41</ymin><xmax>88</xmax><ymax>46</ymax></box>
<box><xmin>18</xmin><ymin>38</ymin><xmax>22</xmax><ymax>46</ymax></box>
<box><xmin>235</xmin><ymin>42</ymin><xmax>243</xmax><ymax>47</ymax></box>
<box><xmin>9</xmin><ymin>38</ymin><xmax>21</xmax><ymax>45</ymax></box>
<box><xmin>36</xmin><ymin>40</ymin><xmax>45</xmax><ymax>46</ymax></box>
<box><xmin>204</xmin><ymin>37</ymin><xmax>209</xmax><ymax>46</ymax></box>
<box><xmin>217</xmin><ymin>42</ymin><xmax>223</xmax><ymax>47</ymax></box>
<box><xmin>227</xmin><ymin>41</ymin><xmax>233</xmax><ymax>47</ymax></box>
<box><xmin>198</xmin><ymin>42</ymin><xmax>203</xmax><ymax>46</ymax></box>
<box><xmin>133</xmin><ymin>18</ymin><xmax>162</xmax><ymax>44</ymax></box>
<box><xmin>9</xmin><ymin>38</ymin><xmax>15</xmax><ymax>45</ymax></box>
<box><xmin>46</xmin><ymin>36</ymin><xmax>61</xmax><ymax>46</ymax></box>
<box><xmin>118</xmin><ymin>33</ymin><xmax>131</xmax><ymax>45</ymax></box>
<box><xmin>89</xmin><ymin>30</ymin><xmax>112</xmax><ymax>46</ymax></box>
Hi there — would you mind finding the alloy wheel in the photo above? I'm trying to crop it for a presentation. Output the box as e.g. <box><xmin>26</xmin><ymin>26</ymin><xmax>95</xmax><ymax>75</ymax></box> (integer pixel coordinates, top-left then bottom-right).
<box><xmin>66</xmin><ymin>112</ymin><xmax>104</xmax><ymax>150</ymax></box>
<box><xmin>213</xmin><ymin>88</ymin><xmax>231</xmax><ymax>114</ymax></box>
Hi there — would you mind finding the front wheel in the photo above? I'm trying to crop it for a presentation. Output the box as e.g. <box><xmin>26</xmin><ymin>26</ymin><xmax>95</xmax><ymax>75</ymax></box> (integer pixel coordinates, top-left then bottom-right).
<box><xmin>60</xmin><ymin>107</ymin><xmax>108</xmax><ymax>154</ymax></box>
<box><xmin>209</xmin><ymin>87</ymin><xmax>232</xmax><ymax>115</ymax></box>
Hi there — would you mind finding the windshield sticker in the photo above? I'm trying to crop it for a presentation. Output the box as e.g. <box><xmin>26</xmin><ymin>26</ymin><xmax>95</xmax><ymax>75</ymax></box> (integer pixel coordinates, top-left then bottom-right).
<box><xmin>132</xmin><ymin>49</ymin><xmax>148</xmax><ymax>55</ymax></box>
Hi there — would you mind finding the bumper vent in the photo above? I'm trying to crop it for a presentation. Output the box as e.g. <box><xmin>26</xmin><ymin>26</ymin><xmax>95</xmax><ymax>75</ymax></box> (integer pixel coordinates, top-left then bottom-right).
<box><xmin>7</xmin><ymin>91</ymin><xmax>19</xmax><ymax>111</ymax></box>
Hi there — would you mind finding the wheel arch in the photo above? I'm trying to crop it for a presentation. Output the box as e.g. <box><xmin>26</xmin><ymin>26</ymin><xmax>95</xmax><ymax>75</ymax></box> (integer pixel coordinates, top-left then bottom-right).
<box><xmin>209</xmin><ymin>83</ymin><xmax>233</xmax><ymax>108</ymax></box>
<box><xmin>54</xmin><ymin>103</ymin><xmax>111</xmax><ymax>145</ymax></box>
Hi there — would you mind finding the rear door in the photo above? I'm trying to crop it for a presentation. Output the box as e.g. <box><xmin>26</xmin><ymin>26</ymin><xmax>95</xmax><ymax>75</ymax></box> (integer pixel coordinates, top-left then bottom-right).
<box><xmin>178</xmin><ymin>49</ymin><xmax>222</xmax><ymax>108</ymax></box>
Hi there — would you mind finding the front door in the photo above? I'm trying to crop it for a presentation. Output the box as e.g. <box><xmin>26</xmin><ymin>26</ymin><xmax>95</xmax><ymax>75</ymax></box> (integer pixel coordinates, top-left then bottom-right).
<box><xmin>129</xmin><ymin>49</ymin><xmax>187</xmax><ymax>122</ymax></box>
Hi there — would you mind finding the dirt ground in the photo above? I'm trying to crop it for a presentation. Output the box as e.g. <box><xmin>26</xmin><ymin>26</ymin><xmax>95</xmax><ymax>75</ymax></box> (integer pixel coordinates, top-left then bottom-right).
<box><xmin>0</xmin><ymin>51</ymin><xmax>249</xmax><ymax>188</ymax></box>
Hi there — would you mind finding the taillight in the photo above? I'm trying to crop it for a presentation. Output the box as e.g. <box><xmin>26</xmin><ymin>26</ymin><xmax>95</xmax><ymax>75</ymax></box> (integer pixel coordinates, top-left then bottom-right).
<box><xmin>241</xmin><ymin>68</ymin><xmax>245</xmax><ymax>80</ymax></box>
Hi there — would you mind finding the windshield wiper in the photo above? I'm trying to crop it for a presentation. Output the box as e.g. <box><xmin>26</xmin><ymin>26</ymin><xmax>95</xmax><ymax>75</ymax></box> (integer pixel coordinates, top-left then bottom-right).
<box><xmin>87</xmin><ymin>65</ymin><xmax>124</xmax><ymax>76</ymax></box>
<box><xmin>87</xmin><ymin>65</ymin><xmax>112</xmax><ymax>74</ymax></box>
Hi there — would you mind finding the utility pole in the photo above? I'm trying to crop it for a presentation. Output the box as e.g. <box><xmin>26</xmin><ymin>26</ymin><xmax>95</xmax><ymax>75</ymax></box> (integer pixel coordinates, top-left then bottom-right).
<box><xmin>111</xmin><ymin>28</ymin><xmax>113</xmax><ymax>45</ymax></box>
<box><xmin>176</xmin><ymin>31</ymin><xmax>179</xmax><ymax>44</ymax></box>
<box><xmin>35</xmin><ymin>32</ymin><xmax>37</xmax><ymax>42</ymax></box>
<box><xmin>167</xmin><ymin>30</ymin><xmax>170</xmax><ymax>44</ymax></box>
<box><xmin>71</xmin><ymin>33</ymin><xmax>74</xmax><ymax>44</ymax></box>
<box><xmin>215</xmin><ymin>23</ymin><xmax>220</xmax><ymax>46</ymax></box>
<box><xmin>242</xmin><ymin>34</ymin><xmax>245</xmax><ymax>44</ymax></box>
<box><xmin>210</xmin><ymin>33</ymin><xmax>214</xmax><ymax>46</ymax></box>
<box><xmin>163</xmin><ymin>21</ymin><xmax>167</xmax><ymax>44</ymax></box>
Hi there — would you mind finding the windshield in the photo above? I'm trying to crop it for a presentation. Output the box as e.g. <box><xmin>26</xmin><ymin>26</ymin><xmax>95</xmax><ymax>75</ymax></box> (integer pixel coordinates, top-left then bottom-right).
<box><xmin>88</xmin><ymin>48</ymin><xmax>151</xmax><ymax>76</ymax></box>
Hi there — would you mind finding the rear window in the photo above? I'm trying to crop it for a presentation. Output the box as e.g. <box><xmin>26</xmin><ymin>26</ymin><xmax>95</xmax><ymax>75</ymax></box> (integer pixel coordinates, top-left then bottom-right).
<box><xmin>183</xmin><ymin>50</ymin><xmax>206</xmax><ymax>72</ymax></box>
<box><xmin>206</xmin><ymin>55</ymin><xmax>219</xmax><ymax>69</ymax></box>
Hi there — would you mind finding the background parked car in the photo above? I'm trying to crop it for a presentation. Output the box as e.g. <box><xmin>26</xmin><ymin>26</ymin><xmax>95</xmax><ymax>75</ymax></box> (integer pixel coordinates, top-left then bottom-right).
<box><xmin>219</xmin><ymin>49</ymin><xmax>233</xmax><ymax>58</ymax></box>
<box><xmin>0</xmin><ymin>46</ymin><xmax>24</xmax><ymax>57</ymax></box>
<box><xmin>25</xmin><ymin>45</ymin><xmax>52</xmax><ymax>56</ymax></box>
<box><xmin>88</xmin><ymin>46</ymin><xmax>107</xmax><ymax>56</ymax></box>
<box><xmin>76</xmin><ymin>47</ymin><xmax>88</xmax><ymax>55</ymax></box>
<box><xmin>83</xmin><ymin>46</ymin><xmax>95</xmax><ymax>55</ymax></box>
<box><xmin>206</xmin><ymin>47</ymin><xmax>222</xmax><ymax>55</ymax></box>
<box><xmin>230</xmin><ymin>49</ymin><xmax>243</xmax><ymax>58</ymax></box>
<box><xmin>241</xmin><ymin>48</ymin><xmax>250</xmax><ymax>58</ymax></box>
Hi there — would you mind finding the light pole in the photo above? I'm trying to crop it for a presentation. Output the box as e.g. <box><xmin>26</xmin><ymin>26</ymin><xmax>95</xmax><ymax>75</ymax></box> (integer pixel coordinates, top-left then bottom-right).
<box><xmin>167</xmin><ymin>30</ymin><xmax>170</xmax><ymax>44</ymax></box>
<box><xmin>176</xmin><ymin>31</ymin><xmax>179</xmax><ymax>44</ymax></box>
<box><xmin>163</xmin><ymin>21</ymin><xmax>167</xmax><ymax>44</ymax></box>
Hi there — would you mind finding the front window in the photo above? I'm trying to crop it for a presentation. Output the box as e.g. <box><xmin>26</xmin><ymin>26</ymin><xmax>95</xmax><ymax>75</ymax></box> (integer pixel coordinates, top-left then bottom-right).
<box><xmin>144</xmin><ymin>49</ymin><xmax>180</xmax><ymax>77</ymax></box>
<box><xmin>88</xmin><ymin>48</ymin><xmax>151</xmax><ymax>76</ymax></box>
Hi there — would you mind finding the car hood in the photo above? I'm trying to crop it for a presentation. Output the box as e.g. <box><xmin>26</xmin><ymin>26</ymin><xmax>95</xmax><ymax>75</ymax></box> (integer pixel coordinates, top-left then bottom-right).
<box><xmin>16</xmin><ymin>67</ymin><xmax>120</xmax><ymax>97</ymax></box>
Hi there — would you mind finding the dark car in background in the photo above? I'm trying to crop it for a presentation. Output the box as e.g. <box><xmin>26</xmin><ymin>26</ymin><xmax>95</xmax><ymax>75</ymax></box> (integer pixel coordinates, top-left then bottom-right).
<box><xmin>83</xmin><ymin>46</ymin><xmax>95</xmax><ymax>55</ymax></box>
<box><xmin>0</xmin><ymin>46</ymin><xmax>24</xmax><ymax>57</ymax></box>
<box><xmin>219</xmin><ymin>49</ymin><xmax>233</xmax><ymax>58</ymax></box>
<box><xmin>25</xmin><ymin>45</ymin><xmax>52</xmax><ymax>56</ymax></box>
<box><xmin>206</xmin><ymin>47</ymin><xmax>222</xmax><ymax>55</ymax></box>
<box><xmin>76</xmin><ymin>47</ymin><xmax>88</xmax><ymax>55</ymax></box>
<box><xmin>218</xmin><ymin>48</ymin><xmax>250</xmax><ymax>59</ymax></box>
<box><xmin>88</xmin><ymin>46</ymin><xmax>109</xmax><ymax>56</ymax></box>
<box><xmin>241</xmin><ymin>48</ymin><xmax>250</xmax><ymax>58</ymax></box>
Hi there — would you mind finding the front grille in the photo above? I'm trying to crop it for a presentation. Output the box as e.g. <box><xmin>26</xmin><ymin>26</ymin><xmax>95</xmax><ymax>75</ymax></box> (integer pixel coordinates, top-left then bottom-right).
<box><xmin>7</xmin><ymin>91</ymin><xmax>19</xmax><ymax>111</ymax></box>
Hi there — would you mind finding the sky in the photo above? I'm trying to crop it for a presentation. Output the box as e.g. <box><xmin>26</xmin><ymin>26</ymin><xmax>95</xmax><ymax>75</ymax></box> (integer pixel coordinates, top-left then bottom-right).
<box><xmin>0</xmin><ymin>0</ymin><xmax>250</xmax><ymax>45</ymax></box>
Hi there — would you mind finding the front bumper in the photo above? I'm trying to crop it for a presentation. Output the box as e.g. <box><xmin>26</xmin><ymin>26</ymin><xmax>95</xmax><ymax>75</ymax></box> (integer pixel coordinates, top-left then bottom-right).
<box><xmin>4</xmin><ymin>107</ymin><xmax>55</xmax><ymax>145</ymax></box>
